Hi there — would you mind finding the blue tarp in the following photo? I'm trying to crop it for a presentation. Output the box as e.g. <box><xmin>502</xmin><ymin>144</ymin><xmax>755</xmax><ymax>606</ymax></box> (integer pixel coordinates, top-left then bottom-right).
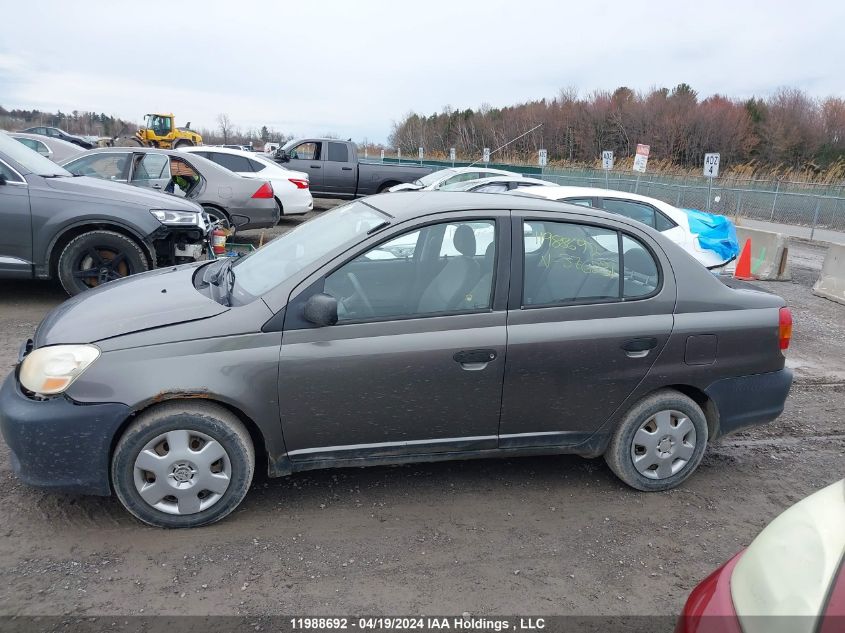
<box><xmin>682</xmin><ymin>208</ymin><xmax>740</xmax><ymax>263</ymax></box>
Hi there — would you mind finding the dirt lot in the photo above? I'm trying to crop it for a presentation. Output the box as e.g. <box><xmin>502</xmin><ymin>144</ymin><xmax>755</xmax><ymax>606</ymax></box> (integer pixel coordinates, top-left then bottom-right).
<box><xmin>0</xmin><ymin>203</ymin><xmax>843</xmax><ymax>618</ymax></box>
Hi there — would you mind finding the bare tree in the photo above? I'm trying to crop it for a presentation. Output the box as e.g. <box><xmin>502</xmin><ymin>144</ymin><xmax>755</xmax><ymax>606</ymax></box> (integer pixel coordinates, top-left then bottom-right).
<box><xmin>217</xmin><ymin>113</ymin><xmax>233</xmax><ymax>144</ymax></box>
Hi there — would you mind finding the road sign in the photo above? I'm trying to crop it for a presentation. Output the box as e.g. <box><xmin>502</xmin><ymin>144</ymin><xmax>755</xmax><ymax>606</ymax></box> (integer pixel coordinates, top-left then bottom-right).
<box><xmin>380</xmin><ymin>149</ymin><xmax>385</xmax><ymax>161</ymax></box>
<box><xmin>449</xmin><ymin>148</ymin><xmax>456</xmax><ymax>161</ymax></box>
<box><xmin>633</xmin><ymin>144</ymin><xmax>650</xmax><ymax>173</ymax></box>
<box><xmin>538</xmin><ymin>149</ymin><xmax>548</xmax><ymax>167</ymax></box>
<box><xmin>482</xmin><ymin>148</ymin><xmax>490</xmax><ymax>163</ymax></box>
<box><xmin>418</xmin><ymin>147</ymin><xmax>424</xmax><ymax>160</ymax></box>
<box><xmin>601</xmin><ymin>150</ymin><xmax>614</xmax><ymax>170</ymax></box>
<box><xmin>703</xmin><ymin>153</ymin><xmax>720</xmax><ymax>178</ymax></box>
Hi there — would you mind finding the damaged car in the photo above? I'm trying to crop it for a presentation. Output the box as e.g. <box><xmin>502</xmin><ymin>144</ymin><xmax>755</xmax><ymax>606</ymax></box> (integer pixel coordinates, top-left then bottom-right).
<box><xmin>0</xmin><ymin>193</ymin><xmax>792</xmax><ymax>528</ymax></box>
<box><xmin>0</xmin><ymin>131</ymin><xmax>209</xmax><ymax>295</ymax></box>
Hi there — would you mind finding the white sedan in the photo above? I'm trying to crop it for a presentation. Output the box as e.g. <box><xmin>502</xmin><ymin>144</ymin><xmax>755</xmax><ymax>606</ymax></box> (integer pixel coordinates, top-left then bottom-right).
<box><xmin>179</xmin><ymin>146</ymin><xmax>313</xmax><ymax>216</ymax></box>
<box><xmin>388</xmin><ymin>166</ymin><xmax>522</xmax><ymax>192</ymax></box>
<box><xmin>515</xmin><ymin>185</ymin><xmax>734</xmax><ymax>269</ymax></box>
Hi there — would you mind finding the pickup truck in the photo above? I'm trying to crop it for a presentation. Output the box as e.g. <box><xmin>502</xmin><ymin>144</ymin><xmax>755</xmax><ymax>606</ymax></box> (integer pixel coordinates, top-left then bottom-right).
<box><xmin>273</xmin><ymin>138</ymin><xmax>435</xmax><ymax>199</ymax></box>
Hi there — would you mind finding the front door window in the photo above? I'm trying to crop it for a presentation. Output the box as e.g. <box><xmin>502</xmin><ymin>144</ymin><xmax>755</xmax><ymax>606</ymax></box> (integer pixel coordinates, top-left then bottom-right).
<box><xmin>324</xmin><ymin>220</ymin><xmax>496</xmax><ymax>321</ymax></box>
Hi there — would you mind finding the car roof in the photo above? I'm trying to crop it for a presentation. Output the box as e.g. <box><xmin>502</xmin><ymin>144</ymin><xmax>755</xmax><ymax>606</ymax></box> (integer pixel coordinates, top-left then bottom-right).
<box><xmin>181</xmin><ymin>145</ymin><xmax>258</xmax><ymax>158</ymax></box>
<box><xmin>518</xmin><ymin>184</ymin><xmax>677</xmax><ymax>206</ymax></box>
<box><xmin>10</xmin><ymin>132</ymin><xmax>81</xmax><ymax>149</ymax></box>
<box><xmin>63</xmin><ymin>146</ymin><xmax>238</xmax><ymax>176</ymax></box>
<box><xmin>364</xmin><ymin>190</ymin><xmax>655</xmax><ymax>229</ymax></box>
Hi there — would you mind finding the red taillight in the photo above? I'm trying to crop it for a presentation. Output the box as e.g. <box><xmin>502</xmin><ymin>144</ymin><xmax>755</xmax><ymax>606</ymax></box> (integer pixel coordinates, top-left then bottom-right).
<box><xmin>251</xmin><ymin>182</ymin><xmax>274</xmax><ymax>199</ymax></box>
<box><xmin>779</xmin><ymin>307</ymin><xmax>792</xmax><ymax>350</ymax></box>
<box><xmin>289</xmin><ymin>178</ymin><xmax>309</xmax><ymax>189</ymax></box>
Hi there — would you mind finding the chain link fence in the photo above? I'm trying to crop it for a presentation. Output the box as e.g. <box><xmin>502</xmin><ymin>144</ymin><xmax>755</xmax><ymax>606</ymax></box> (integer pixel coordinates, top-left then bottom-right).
<box><xmin>534</xmin><ymin>167</ymin><xmax>845</xmax><ymax>234</ymax></box>
<box><xmin>378</xmin><ymin>155</ymin><xmax>845</xmax><ymax>235</ymax></box>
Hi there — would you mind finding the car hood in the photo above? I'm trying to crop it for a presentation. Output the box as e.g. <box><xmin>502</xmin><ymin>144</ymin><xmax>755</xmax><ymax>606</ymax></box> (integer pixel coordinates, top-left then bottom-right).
<box><xmin>34</xmin><ymin>263</ymin><xmax>228</xmax><ymax>347</ymax></box>
<box><xmin>45</xmin><ymin>175</ymin><xmax>202</xmax><ymax>212</ymax></box>
<box><xmin>388</xmin><ymin>182</ymin><xmax>422</xmax><ymax>192</ymax></box>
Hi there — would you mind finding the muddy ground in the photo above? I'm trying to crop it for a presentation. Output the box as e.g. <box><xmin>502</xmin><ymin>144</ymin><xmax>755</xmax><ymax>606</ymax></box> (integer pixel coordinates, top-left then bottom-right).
<box><xmin>0</xmin><ymin>202</ymin><xmax>842</xmax><ymax>618</ymax></box>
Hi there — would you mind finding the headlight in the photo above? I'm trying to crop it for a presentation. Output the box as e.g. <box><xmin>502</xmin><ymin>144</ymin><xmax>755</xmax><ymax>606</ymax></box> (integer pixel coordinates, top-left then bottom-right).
<box><xmin>150</xmin><ymin>209</ymin><xmax>202</xmax><ymax>226</ymax></box>
<box><xmin>19</xmin><ymin>345</ymin><xmax>100</xmax><ymax>396</ymax></box>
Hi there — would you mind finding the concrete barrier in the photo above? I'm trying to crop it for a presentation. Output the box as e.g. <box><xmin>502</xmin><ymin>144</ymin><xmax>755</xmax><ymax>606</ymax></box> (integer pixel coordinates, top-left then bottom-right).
<box><xmin>725</xmin><ymin>224</ymin><xmax>791</xmax><ymax>281</ymax></box>
<box><xmin>812</xmin><ymin>243</ymin><xmax>845</xmax><ymax>305</ymax></box>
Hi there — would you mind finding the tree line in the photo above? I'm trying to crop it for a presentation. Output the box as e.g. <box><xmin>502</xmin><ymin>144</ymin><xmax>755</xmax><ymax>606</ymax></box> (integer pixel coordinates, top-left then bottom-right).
<box><xmin>388</xmin><ymin>85</ymin><xmax>845</xmax><ymax>172</ymax></box>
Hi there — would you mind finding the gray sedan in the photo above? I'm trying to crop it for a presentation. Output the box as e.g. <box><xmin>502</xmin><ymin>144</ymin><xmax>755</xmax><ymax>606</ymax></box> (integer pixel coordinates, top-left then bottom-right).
<box><xmin>10</xmin><ymin>133</ymin><xmax>85</xmax><ymax>163</ymax></box>
<box><xmin>0</xmin><ymin>193</ymin><xmax>793</xmax><ymax>527</ymax></box>
<box><xmin>61</xmin><ymin>147</ymin><xmax>279</xmax><ymax>230</ymax></box>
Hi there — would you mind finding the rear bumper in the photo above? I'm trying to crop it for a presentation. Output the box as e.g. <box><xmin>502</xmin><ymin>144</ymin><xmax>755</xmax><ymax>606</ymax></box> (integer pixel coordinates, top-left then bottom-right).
<box><xmin>0</xmin><ymin>372</ymin><xmax>129</xmax><ymax>496</ymax></box>
<box><xmin>233</xmin><ymin>200</ymin><xmax>280</xmax><ymax>230</ymax></box>
<box><xmin>705</xmin><ymin>368</ymin><xmax>793</xmax><ymax>438</ymax></box>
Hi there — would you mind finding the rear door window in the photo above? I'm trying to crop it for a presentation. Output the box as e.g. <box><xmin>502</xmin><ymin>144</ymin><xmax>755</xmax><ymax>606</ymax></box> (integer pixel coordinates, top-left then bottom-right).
<box><xmin>601</xmin><ymin>199</ymin><xmax>657</xmax><ymax>228</ymax></box>
<box><xmin>327</xmin><ymin>142</ymin><xmax>349</xmax><ymax>163</ymax></box>
<box><xmin>522</xmin><ymin>220</ymin><xmax>660</xmax><ymax>306</ymax></box>
<box><xmin>210</xmin><ymin>152</ymin><xmax>253</xmax><ymax>172</ymax></box>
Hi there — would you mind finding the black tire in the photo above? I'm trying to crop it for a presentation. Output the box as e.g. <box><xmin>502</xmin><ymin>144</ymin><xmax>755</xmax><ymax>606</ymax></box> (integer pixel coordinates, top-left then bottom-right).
<box><xmin>377</xmin><ymin>182</ymin><xmax>399</xmax><ymax>193</ymax></box>
<box><xmin>604</xmin><ymin>389</ymin><xmax>708</xmax><ymax>492</ymax></box>
<box><xmin>57</xmin><ymin>230</ymin><xmax>148</xmax><ymax>296</ymax></box>
<box><xmin>111</xmin><ymin>401</ymin><xmax>255</xmax><ymax>528</ymax></box>
<box><xmin>274</xmin><ymin>197</ymin><xmax>284</xmax><ymax>221</ymax></box>
<box><xmin>202</xmin><ymin>205</ymin><xmax>231</xmax><ymax>230</ymax></box>
<box><xmin>173</xmin><ymin>139</ymin><xmax>194</xmax><ymax>148</ymax></box>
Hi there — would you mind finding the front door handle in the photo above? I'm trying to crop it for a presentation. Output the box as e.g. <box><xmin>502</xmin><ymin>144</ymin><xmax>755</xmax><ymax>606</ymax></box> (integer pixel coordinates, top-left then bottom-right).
<box><xmin>310</xmin><ymin>165</ymin><xmax>321</xmax><ymax>169</ymax></box>
<box><xmin>621</xmin><ymin>337</ymin><xmax>658</xmax><ymax>358</ymax></box>
<box><xmin>453</xmin><ymin>349</ymin><xmax>497</xmax><ymax>370</ymax></box>
<box><xmin>341</xmin><ymin>166</ymin><xmax>352</xmax><ymax>171</ymax></box>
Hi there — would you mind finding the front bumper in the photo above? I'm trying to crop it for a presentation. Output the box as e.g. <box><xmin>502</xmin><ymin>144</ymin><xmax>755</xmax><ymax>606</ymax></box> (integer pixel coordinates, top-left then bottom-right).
<box><xmin>705</xmin><ymin>368</ymin><xmax>793</xmax><ymax>438</ymax></box>
<box><xmin>0</xmin><ymin>371</ymin><xmax>130</xmax><ymax>496</ymax></box>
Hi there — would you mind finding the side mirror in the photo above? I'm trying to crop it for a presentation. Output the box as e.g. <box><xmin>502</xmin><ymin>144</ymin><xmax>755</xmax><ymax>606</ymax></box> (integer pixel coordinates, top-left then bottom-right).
<box><xmin>275</xmin><ymin>149</ymin><xmax>290</xmax><ymax>163</ymax></box>
<box><xmin>303</xmin><ymin>293</ymin><xmax>338</xmax><ymax>327</ymax></box>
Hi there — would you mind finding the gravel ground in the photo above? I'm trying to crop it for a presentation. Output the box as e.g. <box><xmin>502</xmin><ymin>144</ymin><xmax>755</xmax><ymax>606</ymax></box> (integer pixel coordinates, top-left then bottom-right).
<box><xmin>0</xmin><ymin>202</ymin><xmax>842</xmax><ymax>618</ymax></box>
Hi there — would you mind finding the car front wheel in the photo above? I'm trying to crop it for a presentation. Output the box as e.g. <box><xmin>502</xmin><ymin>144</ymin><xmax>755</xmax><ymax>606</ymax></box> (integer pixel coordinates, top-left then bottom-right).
<box><xmin>111</xmin><ymin>402</ymin><xmax>255</xmax><ymax>528</ymax></box>
<box><xmin>57</xmin><ymin>230</ymin><xmax>148</xmax><ymax>295</ymax></box>
<box><xmin>604</xmin><ymin>389</ymin><xmax>708</xmax><ymax>491</ymax></box>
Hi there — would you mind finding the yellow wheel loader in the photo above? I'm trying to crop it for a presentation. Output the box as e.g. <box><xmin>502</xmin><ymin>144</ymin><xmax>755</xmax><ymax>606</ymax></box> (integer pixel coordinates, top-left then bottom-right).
<box><xmin>131</xmin><ymin>113</ymin><xmax>202</xmax><ymax>149</ymax></box>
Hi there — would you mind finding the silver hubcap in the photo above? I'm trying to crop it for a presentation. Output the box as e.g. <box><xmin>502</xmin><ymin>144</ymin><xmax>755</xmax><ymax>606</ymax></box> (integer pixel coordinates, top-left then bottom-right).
<box><xmin>133</xmin><ymin>429</ymin><xmax>231</xmax><ymax>515</ymax></box>
<box><xmin>631</xmin><ymin>409</ymin><xmax>696</xmax><ymax>480</ymax></box>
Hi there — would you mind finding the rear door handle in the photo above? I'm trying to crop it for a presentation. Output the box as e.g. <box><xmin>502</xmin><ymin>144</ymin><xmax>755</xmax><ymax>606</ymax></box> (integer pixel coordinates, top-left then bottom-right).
<box><xmin>310</xmin><ymin>165</ymin><xmax>321</xmax><ymax>169</ymax></box>
<box><xmin>453</xmin><ymin>349</ymin><xmax>497</xmax><ymax>370</ymax></box>
<box><xmin>621</xmin><ymin>337</ymin><xmax>658</xmax><ymax>358</ymax></box>
<box><xmin>341</xmin><ymin>166</ymin><xmax>352</xmax><ymax>171</ymax></box>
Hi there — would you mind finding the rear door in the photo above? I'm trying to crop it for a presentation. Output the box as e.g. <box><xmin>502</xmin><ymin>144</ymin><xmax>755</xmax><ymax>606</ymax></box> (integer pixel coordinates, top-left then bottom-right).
<box><xmin>322</xmin><ymin>142</ymin><xmax>354</xmax><ymax>194</ymax></box>
<box><xmin>129</xmin><ymin>152</ymin><xmax>171</xmax><ymax>192</ymax></box>
<box><xmin>285</xmin><ymin>141</ymin><xmax>323</xmax><ymax>191</ymax></box>
<box><xmin>0</xmin><ymin>158</ymin><xmax>32</xmax><ymax>277</ymax></box>
<box><xmin>499</xmin><ymin>210</ymin><xmax>676</xmax><ymax>448</ymax></box>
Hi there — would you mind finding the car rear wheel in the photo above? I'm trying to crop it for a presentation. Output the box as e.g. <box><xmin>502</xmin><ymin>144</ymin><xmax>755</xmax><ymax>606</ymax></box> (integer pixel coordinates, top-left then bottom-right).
<box><xmin>111</xmin><ymin>401</ymin><xmax>255</xmax><ymax>528</ymax></box>
<box><xmin>202</xmin><ymin>205</ymin><xmax>231</xmax><ymax>230</ymax></box>
<box><xmin>604</xmin><ymin>389</ymin><xmax>708</xmax><ymax>491</ymax></box>
<box><xmin>173</xmin><ymin>139</ymin><xmax>194</xmax><ymax>148</ymax></box>
<box><xmin>57</xmin><ymin>230</ymin><xmax>148</xmax><ymax>296</ymax></box>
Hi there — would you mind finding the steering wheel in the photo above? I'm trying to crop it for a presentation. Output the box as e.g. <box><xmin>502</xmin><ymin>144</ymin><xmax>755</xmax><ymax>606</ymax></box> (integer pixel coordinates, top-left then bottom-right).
<box><xmin>346</xmin><ymin>272</ymin><xmax>375</xmax><ymax>317</ymax></box>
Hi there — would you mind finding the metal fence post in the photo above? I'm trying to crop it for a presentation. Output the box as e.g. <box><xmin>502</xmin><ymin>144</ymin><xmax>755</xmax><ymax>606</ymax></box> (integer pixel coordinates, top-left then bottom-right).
<box><xmin>734</xmin><ymin>189</ymin><xmax>743</xmax><ymax>223</ymax></box>
<box><xmin>769</xmin><ymin>178</ymin><xmax>780</xmax><ymax>221</ymax></box>
<box><xmin>810</xmin><ymin>197</ymin><xmax>822</xmax><ymax>241</ymax></box>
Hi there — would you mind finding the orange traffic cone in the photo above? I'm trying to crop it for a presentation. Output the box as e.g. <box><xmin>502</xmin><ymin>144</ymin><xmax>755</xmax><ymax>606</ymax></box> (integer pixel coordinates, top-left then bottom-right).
<box><xmin>734</xmin><ymin>238</ymin><xmax>754</xmax><ymax>280</ymax></box>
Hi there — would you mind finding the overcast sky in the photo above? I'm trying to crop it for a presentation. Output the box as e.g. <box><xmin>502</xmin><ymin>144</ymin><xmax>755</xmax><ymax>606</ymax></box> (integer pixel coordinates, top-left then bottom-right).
<box><xmin>2</xmin><ymin>0</ymin><xmax>843</xmax><ymax>142</ymax></box>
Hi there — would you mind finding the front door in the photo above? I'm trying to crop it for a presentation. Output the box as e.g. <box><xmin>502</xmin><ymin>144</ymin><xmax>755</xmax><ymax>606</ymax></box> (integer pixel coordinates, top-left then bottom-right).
<box><xmin>0</xmin><ymin>160</ymin><xmax>32</xmax><ymax>277</ymax></box>
<box><xmin>278</xmin><ymin>213</ymin><xmax>509</xmax><ymax>463</ymax></box>
<box><xmin>285</xmin><ymin>141</ymin><xmax>323</xmax><ymax>191</ymax></box>
<box><xmin>499</xmin><ymin>211</ymin><xmax>676</xmax><ymax>448</ymax></box>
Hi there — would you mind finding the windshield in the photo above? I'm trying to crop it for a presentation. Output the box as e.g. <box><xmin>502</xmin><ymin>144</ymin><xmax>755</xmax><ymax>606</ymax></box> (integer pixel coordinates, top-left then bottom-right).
<box><xmin>414</xmin><ymin>168</ymin><xmax>457</xmax><ymax>187</ymax></box>
<box><xmin>232</xmin><ymin>200</ymin><xmax>389</xmax><ymax>297</ymax></box>
<box><xmin>0</xmin><ymin>132</ymin><xmax>70</xmax><ymax>177</ymax></box>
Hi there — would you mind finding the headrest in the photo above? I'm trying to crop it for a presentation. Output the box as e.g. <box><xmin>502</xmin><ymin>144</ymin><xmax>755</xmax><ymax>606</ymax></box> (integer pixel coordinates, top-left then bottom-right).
<box><xmin>454</xmin><ymin>225</ymin><xmax>476</xmax><ymax>256</ymax></box>
<box><xmin>484</xmin><ymin>241</ymin><xmax>495</xmax><ymax>265</ymax></box>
